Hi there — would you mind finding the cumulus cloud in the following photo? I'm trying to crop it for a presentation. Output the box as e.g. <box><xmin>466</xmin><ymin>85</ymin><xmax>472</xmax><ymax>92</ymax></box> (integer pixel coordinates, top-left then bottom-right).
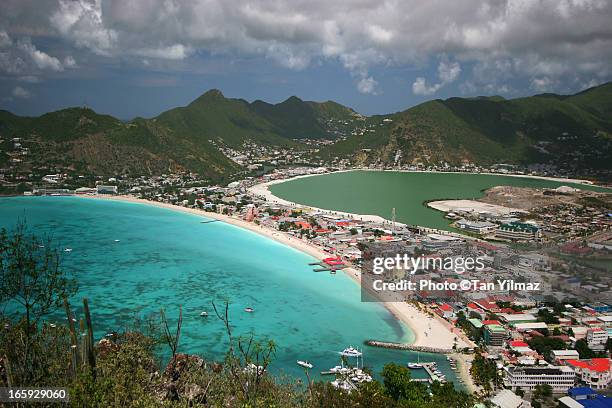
<box><xmin>412</xmin><ymin>60</ymin><xmax>462</xmax><ymax>95</ymax></box>
<box><xmin>1</xmin><ymin>0</ymin><xmax>611</xmax><ymax>93</ymax></box>
<box><xmin>12</xmin><ymin>86</ymin><xmax>30</xmax><ymax>98</ymax></box>
<box><xmin>357</xmin><ymin>76</ymin><xmax>378</xmax><ymax>94</ymax></box>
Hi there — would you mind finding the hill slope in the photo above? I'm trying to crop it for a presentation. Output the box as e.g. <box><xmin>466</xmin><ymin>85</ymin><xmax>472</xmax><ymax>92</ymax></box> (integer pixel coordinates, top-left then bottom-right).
<box><xmin>319</xmin><ymin>82</ymin><xmax>612</xmax><ymax>171</ymax></box>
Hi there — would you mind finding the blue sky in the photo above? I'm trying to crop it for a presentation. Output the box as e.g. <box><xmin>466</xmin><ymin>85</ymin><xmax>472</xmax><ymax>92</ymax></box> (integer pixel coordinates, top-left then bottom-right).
<box><xmin>1</xmin><ymin>1</ymin><xmax>611</xmax><ymax>119</ymax></box>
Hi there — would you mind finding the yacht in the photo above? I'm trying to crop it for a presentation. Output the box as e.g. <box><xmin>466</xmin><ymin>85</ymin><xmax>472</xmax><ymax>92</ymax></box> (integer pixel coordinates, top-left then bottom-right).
<box><xmin>114</xmin><ymin>239</ymin><xmax>121</xmax><ymax>243</ymax></box>
<box><xmin>200</xmin><ymin>311</ymin><xmax>208</xmax><ymax>317</ymax></box>
<box><xmin>408</xmin><ymin>363</ymin><xmax>423</xmax><ymax>369</ymax></box>
<box><xmin>63</xmin><ymin>248</ymin><xmax>73</xmax><ymax>252</ymax></box>
<box><xmin>244</xmin><ymin>307</ymin><xmax>254</xmax><ymax>313</ymax></box>
<box><xmin>297</xmin><ymin>360</ymin><xmax>313</xmax><ymax>369</ymax></box>
<box><xmin>331</xmin><ymin>379</ymin><xmax>353</xmax><ymax>391</ymax></box>
<box><xmin>340</xmin><ymin>346</ymin><xmax>362</xmax><ymax>357</ymax></box>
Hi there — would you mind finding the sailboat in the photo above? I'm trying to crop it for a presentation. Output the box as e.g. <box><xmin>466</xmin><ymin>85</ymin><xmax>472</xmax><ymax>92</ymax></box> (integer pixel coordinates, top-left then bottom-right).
<box><xmin>407</xmin><ymin>351</ymin><xmax>423</xmax><ymax>369</ymax></box>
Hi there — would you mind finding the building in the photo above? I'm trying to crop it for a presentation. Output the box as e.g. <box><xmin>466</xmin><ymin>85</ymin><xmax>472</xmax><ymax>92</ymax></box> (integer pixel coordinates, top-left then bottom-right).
<box><xmin>551</xmin><ymin>350</ymin><xmax>580</xmax><ymax>363</ymax></box>
<box><xmin>490</xmin><ymin>389</ymin><xmax>531</xmax><ymax>408</ymax></box>
<box><xmin>586</xmin><ymin>328</ymin><xmax>608</xmax><ymax>351</ymax></box>
<box><xmin>503</xmin><ymin>365</ymin><xmax>575</xmax><ymax>392</ymax></box>
<box><xmin>97</xmin><ymin>185</ymin><xmax>118</xmax><ymax>194</ymax></box>
<box><xmin>455</xmin><ymin>219</ymin><xmax>497</xmax><ymax>235</ymax></box>
<box><xmin>436</xmin><ymin>303</ymin><xmax>455</xmax><ymax>319</ymax></box>
<box><xmin>496</xmin><ymin>222</ymin><xmax>542</xmax><ymax>241</ymax></box>
<box><xmin>484</xmin><ymin>324</ymin><xmax>507</xmax><ymax>346</ymax></box>
<box><xmin>566</xmin><ymin>359</ymin><xmax>612</xmax><ymax>390</ymax></box>
<box><xmin>559</xmin><ymin>387</ymin><xmax>612</xmax><ymax>408</ymax></box>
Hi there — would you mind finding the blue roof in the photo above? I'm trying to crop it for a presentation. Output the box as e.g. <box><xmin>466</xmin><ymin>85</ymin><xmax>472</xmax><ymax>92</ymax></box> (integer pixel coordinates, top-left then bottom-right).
<box><xmin>581</xmin><ymin>395</ymin><xmax>612</xmax><ymax>408</ymax></box>
<box><xmin>569</xmin><ymin>387</ymin><xmax>598</xmax><ymax>397</ymax></box>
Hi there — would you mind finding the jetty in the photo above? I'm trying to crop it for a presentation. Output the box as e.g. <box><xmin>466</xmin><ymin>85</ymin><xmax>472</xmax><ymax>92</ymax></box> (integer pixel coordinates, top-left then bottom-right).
<box><xmin>365</xmin><ymin>340</ymin><xmax>452</xmax><ymax>354</ymax></box>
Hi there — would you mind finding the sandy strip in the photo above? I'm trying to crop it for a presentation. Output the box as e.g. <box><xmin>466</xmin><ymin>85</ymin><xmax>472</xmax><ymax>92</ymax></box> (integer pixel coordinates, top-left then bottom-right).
<box><xmin>427</xmin><ymin>199</ymin><xmax>527</xmax><ymax>216</ymax></box>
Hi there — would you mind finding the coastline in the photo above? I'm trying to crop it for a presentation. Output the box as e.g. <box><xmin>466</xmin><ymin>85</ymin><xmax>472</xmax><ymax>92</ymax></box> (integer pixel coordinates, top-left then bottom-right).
<box><xmin>249</xmin><ymin>169</ymin><xmax>606</xmax><ymax>233</ymax></box>
<box><xmin>79</xmin><ymin>194</ymin><xmax>471</xmax><ymax>351</ymax></box>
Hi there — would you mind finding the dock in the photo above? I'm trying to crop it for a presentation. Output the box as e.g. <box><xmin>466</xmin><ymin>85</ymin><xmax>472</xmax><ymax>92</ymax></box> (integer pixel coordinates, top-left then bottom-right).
<box><xmin>365</xmin><ymin>340</ymin><xmax>452</xmax><ymax>354</ymax></box>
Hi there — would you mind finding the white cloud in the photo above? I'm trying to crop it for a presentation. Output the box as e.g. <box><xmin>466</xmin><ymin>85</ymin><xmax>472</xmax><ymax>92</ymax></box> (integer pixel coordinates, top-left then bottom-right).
<box><xmin>412</xmin><ymin>77</ymin><xmax>441</xmax><ymax>96</ymax></box>
<box><xmin>412</xmin><ymin>59</ymin><xmax>461</xmax><ymax>95</ymax></box>
<box><xmin>357</xmin><ymin>76</ymin><xmax>378</xmax><ymax>94</ymax></box>
<box><xmin>134</xmin><ymin>44</ymin><xmax>192</xmax><ymax>60</ymax></box>
<box><xmin>18</xmin><ymin>39</ymin><xmax>63</xmax><ymax>71</ymax></box>
<box><xmin>12</xmin><ymin>86</ymin><xmax>30</xmax><ymax>98</ymax></box>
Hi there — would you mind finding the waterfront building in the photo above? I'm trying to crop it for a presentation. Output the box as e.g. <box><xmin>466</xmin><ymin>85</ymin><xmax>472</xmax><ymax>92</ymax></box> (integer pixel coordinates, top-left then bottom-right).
<box><xmin>455</xmin><ymin>219</ymin><xmax>497</xmax><ymax>235</ymax></box>
<box><xmin>502</xmin><ymin>365</ymin><xmax>575</xmax><ymax>392</ymax></box>
<box><xmin>496</xmin><ymin>222</ymin><xmax>542</xmax><ymax>241</ymax></box>
<box><xmin>97</xmin><ymin>185</ymin><xmax>118</xmax><ymax>194</ymax></box>
<box><xmin>566</xmin><ymin>359</ymin><xmax>612</xmax><ymax>390</ymax></box>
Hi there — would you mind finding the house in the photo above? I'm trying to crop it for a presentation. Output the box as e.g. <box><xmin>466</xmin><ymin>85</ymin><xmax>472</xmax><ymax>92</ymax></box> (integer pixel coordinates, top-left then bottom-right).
<box><xmin>496</xmin><ymin>222</ymin><xmax>542</xmax><ymax>241</ymax></box>
<box><xmin>566</xmin><ymin>359</ymin><xmax>612</xmax><ymax>390</ymax></box>
<box><xmin>455</xmin><ymin>219</ymin><xmax>497</xmax><ymax>235</ymax></box>
<box><xmin>436</xmin><ymin>303</ymin><xmax>455</xmax><ymax>319</ymax></box>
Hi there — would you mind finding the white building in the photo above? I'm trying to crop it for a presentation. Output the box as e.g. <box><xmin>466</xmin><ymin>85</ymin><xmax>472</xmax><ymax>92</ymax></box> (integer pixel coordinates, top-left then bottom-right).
<box><xmin>586</xmin><ymin>328</ymin><xmax>608</xmax><ymax>351</ymax></box>
<box><xmin>566</xmin><ymin>358</ymin><xmax>612</xmax><ymax>390</ymax></box>
<box><xmin>503</xmin><ymin>365</ymin><xmax>575</xmax><ymax>392</ymax></box>
<box><xmin>455</xmin><ymin>219</ymin><xmax>497</xmax><ymax>235</ymax></box>
<box><xmin>96</xmin><ymin>185</ymin><xmax>118</xmax><ymax>194</ymax></box>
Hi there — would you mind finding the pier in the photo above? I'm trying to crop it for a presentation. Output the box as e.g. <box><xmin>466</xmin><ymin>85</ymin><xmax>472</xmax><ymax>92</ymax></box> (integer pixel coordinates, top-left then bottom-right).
<box><xmin>365</xmin><ymin>340</ymin><xmax>452</xmax><ymax>354</ymax></box>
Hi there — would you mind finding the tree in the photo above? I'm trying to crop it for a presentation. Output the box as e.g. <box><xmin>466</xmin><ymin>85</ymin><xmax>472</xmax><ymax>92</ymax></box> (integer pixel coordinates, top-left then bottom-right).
<box><xmin>0</xmin><ymin>220</ymin><xmax>77</xmax><ymax>329</ymax></box>
<box><xmin>381</xmin><ymin>362</ymin><xmax>430</xmax><ymax>402</ymax></box>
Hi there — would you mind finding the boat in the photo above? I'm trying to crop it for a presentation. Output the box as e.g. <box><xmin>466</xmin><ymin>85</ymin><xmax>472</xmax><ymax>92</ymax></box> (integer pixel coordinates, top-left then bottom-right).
<box><xmin>114</xmin><ymin>239</ymin><xmax>121</xmax><ymax>242</ymax></box>
<box><xmin>49</xmin><ymin>323</ymin><xmax>57</xmax><ymax>328</ymax></box>
<box><xmin>200</xmin><ymin>311</ymin><xmax>208</xmax><ymax>317</ymax></box>
<box><xmin>63</xmin><ymin>248</ymin><xmax>72</xmax><ymax>252</ymax></box>
<box><xmin>244</xmin><ymin>307</ymin><xmax>254</xmax><ymax>313</ymax></box>
<box><xmin>408</xmin><ymin>351</ymin><xmax>423</xmax><ymax>369</ymax></box>
<box><xmin>297</xmin><ymin>360</ymin><xmax>313</xmax><ymax>369</ymax></box>
<box><xmin>340</xmin><ymin>346</ymin><xmax>362</xmax><ymax>357</ymax></box>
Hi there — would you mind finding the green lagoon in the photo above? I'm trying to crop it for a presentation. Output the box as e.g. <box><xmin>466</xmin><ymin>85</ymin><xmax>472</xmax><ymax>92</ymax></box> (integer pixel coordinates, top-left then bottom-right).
<box><xmin>270</xmin><ymin>171</ymin><xmax>609</xmax><ymax>230</ymax></box>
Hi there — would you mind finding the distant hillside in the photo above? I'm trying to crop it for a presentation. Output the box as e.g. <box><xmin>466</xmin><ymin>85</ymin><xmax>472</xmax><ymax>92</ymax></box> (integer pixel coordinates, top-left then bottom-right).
<box><xmin>1</xmin><ymin>83</ymin><xmax>610</xmax><ymax>180</ymax></box>
<box><xmin>0</xmin><ymin>90</ymin><xmax>358</xmax><ymax>179</ymax></box>
<box><xmin>319</xmin><ymin>82</ymin><xmax>612</xmax><ymax>171</ymax></box>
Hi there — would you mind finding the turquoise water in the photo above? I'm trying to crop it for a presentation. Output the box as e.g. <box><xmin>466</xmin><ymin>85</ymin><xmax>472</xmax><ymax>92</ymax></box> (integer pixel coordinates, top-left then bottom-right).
<box><xmin>270</xmin><ymin>171</ymin><xmax>610</xmax><ymax>231</ymax></box>
<box><xmin>0</xmin><ymin>196</ymin><xmax>459</xmax><ymax>383</ymax></box>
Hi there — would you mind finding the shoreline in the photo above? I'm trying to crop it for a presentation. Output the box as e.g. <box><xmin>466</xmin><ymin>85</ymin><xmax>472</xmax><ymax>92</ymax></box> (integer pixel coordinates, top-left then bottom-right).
<box><xmin>250</xmin><ymin>169</ymin><xmax>607</xmax><ymax>233</ymax></box>
<box><xmin>78</xmin><ymin>194</ymin><xmax>471</xmax><ymax>351</ymax></box>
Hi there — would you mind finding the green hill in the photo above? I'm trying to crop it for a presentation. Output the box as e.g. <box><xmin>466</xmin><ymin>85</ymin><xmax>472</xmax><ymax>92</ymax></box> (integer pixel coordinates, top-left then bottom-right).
<box><xmin>2</xmin><ymin>83</ymin><xmax>611</xmax><ymax>181</ymax></box>
<box><xmin>319</xmin><ymin>82</ymin><xmax>612</xmax><ymax>171</ymax></box>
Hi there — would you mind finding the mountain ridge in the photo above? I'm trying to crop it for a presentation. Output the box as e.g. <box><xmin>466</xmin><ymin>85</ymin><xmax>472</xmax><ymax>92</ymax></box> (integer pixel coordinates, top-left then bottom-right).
<box><xmin>1</xmin><ymin>82</ymin><xmax>611</xmax><ymax>180</ymax></box>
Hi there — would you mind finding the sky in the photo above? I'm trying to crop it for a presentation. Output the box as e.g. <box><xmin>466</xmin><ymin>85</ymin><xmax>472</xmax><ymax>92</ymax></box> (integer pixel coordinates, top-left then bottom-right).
<box><xmin>1</xmin><ymin>0</ymin><xmax>611</xmax><ymax>119</ymax></box>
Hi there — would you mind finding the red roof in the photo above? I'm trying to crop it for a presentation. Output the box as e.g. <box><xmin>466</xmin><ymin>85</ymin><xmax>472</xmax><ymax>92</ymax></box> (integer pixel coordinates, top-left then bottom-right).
<box><xmin>439</xmin><ymin>303</ymin><xmax>452</xmax><ymax>312</ymax></box>
<box><xmin>509</xmin><ymin>341</ymin><xmax>529</xmax><ymax>348</ymax></box>
<box><xmin>467</xmin><ymin>303</ymin><xmax>480</xmax><ymax>310</ymax></box>
<box><xmin>335</xmin><ymin>221</ymin><xmax>350</xmax><ymax>227</ymax></box>
<box><xmin>482</xmin><ymin>320</ymin><xmax>501</xmax><ymax>326</ymax></box>
<box><xmin>566</xmin><ymin>358</ymin><xmax>611</xmax><ymax>373</ymax></box>
<box><xmin>294</xmin><ymin>221</ymin><xmax>312</xmax><ymax>229</ymax></box>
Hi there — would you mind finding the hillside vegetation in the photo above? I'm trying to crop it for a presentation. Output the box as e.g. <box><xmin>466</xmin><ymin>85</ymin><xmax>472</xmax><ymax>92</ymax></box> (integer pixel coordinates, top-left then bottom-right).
<box><xmin>1</xmin><ymin>83</ymin><xmax>611</xmax><ymax>180</ymax></box>
<box><xmin>319</xmin><ymin>82</ymin><xmax>612</xmax><ymax>171</ymax></box>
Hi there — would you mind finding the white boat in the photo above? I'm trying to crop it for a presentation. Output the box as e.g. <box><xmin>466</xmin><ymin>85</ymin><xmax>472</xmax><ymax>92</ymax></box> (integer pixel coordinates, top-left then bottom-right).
<box><xmin>331</xmin><ymin>379</ymin><xmax>353</xmax><ymax>391</ymax></box>
<box><xmin>244</xmin><ymin>307</ymin><xmax>254</xmax><ymax>313</ymax></box>
<box><xmin>114</xmin><ymin>239</ymin><xmax>121</xmax><ymax>242</ymax></box>
<box><xmin>340</xmin><ymin>346</ymin><xmax>362</xmax><ymax>357</ymax></box>
<box><xmin>408</xmin><ymin>363</ymin><xmax>423</xmax><ymax>369</ymax></box>
<box><xmin>200</xmin><ymin>311</ymin><xmax>208</xmax><ymax>317</ymax></box>
<box><xmin>63</xmin><ymin>248</ymin><xmax>72</xmax><ymax>252</ymax></box>
<box><xmin>297</xmin><ymin>360</ymin><xmax>313</xmax><ymax>369</ymax></box>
